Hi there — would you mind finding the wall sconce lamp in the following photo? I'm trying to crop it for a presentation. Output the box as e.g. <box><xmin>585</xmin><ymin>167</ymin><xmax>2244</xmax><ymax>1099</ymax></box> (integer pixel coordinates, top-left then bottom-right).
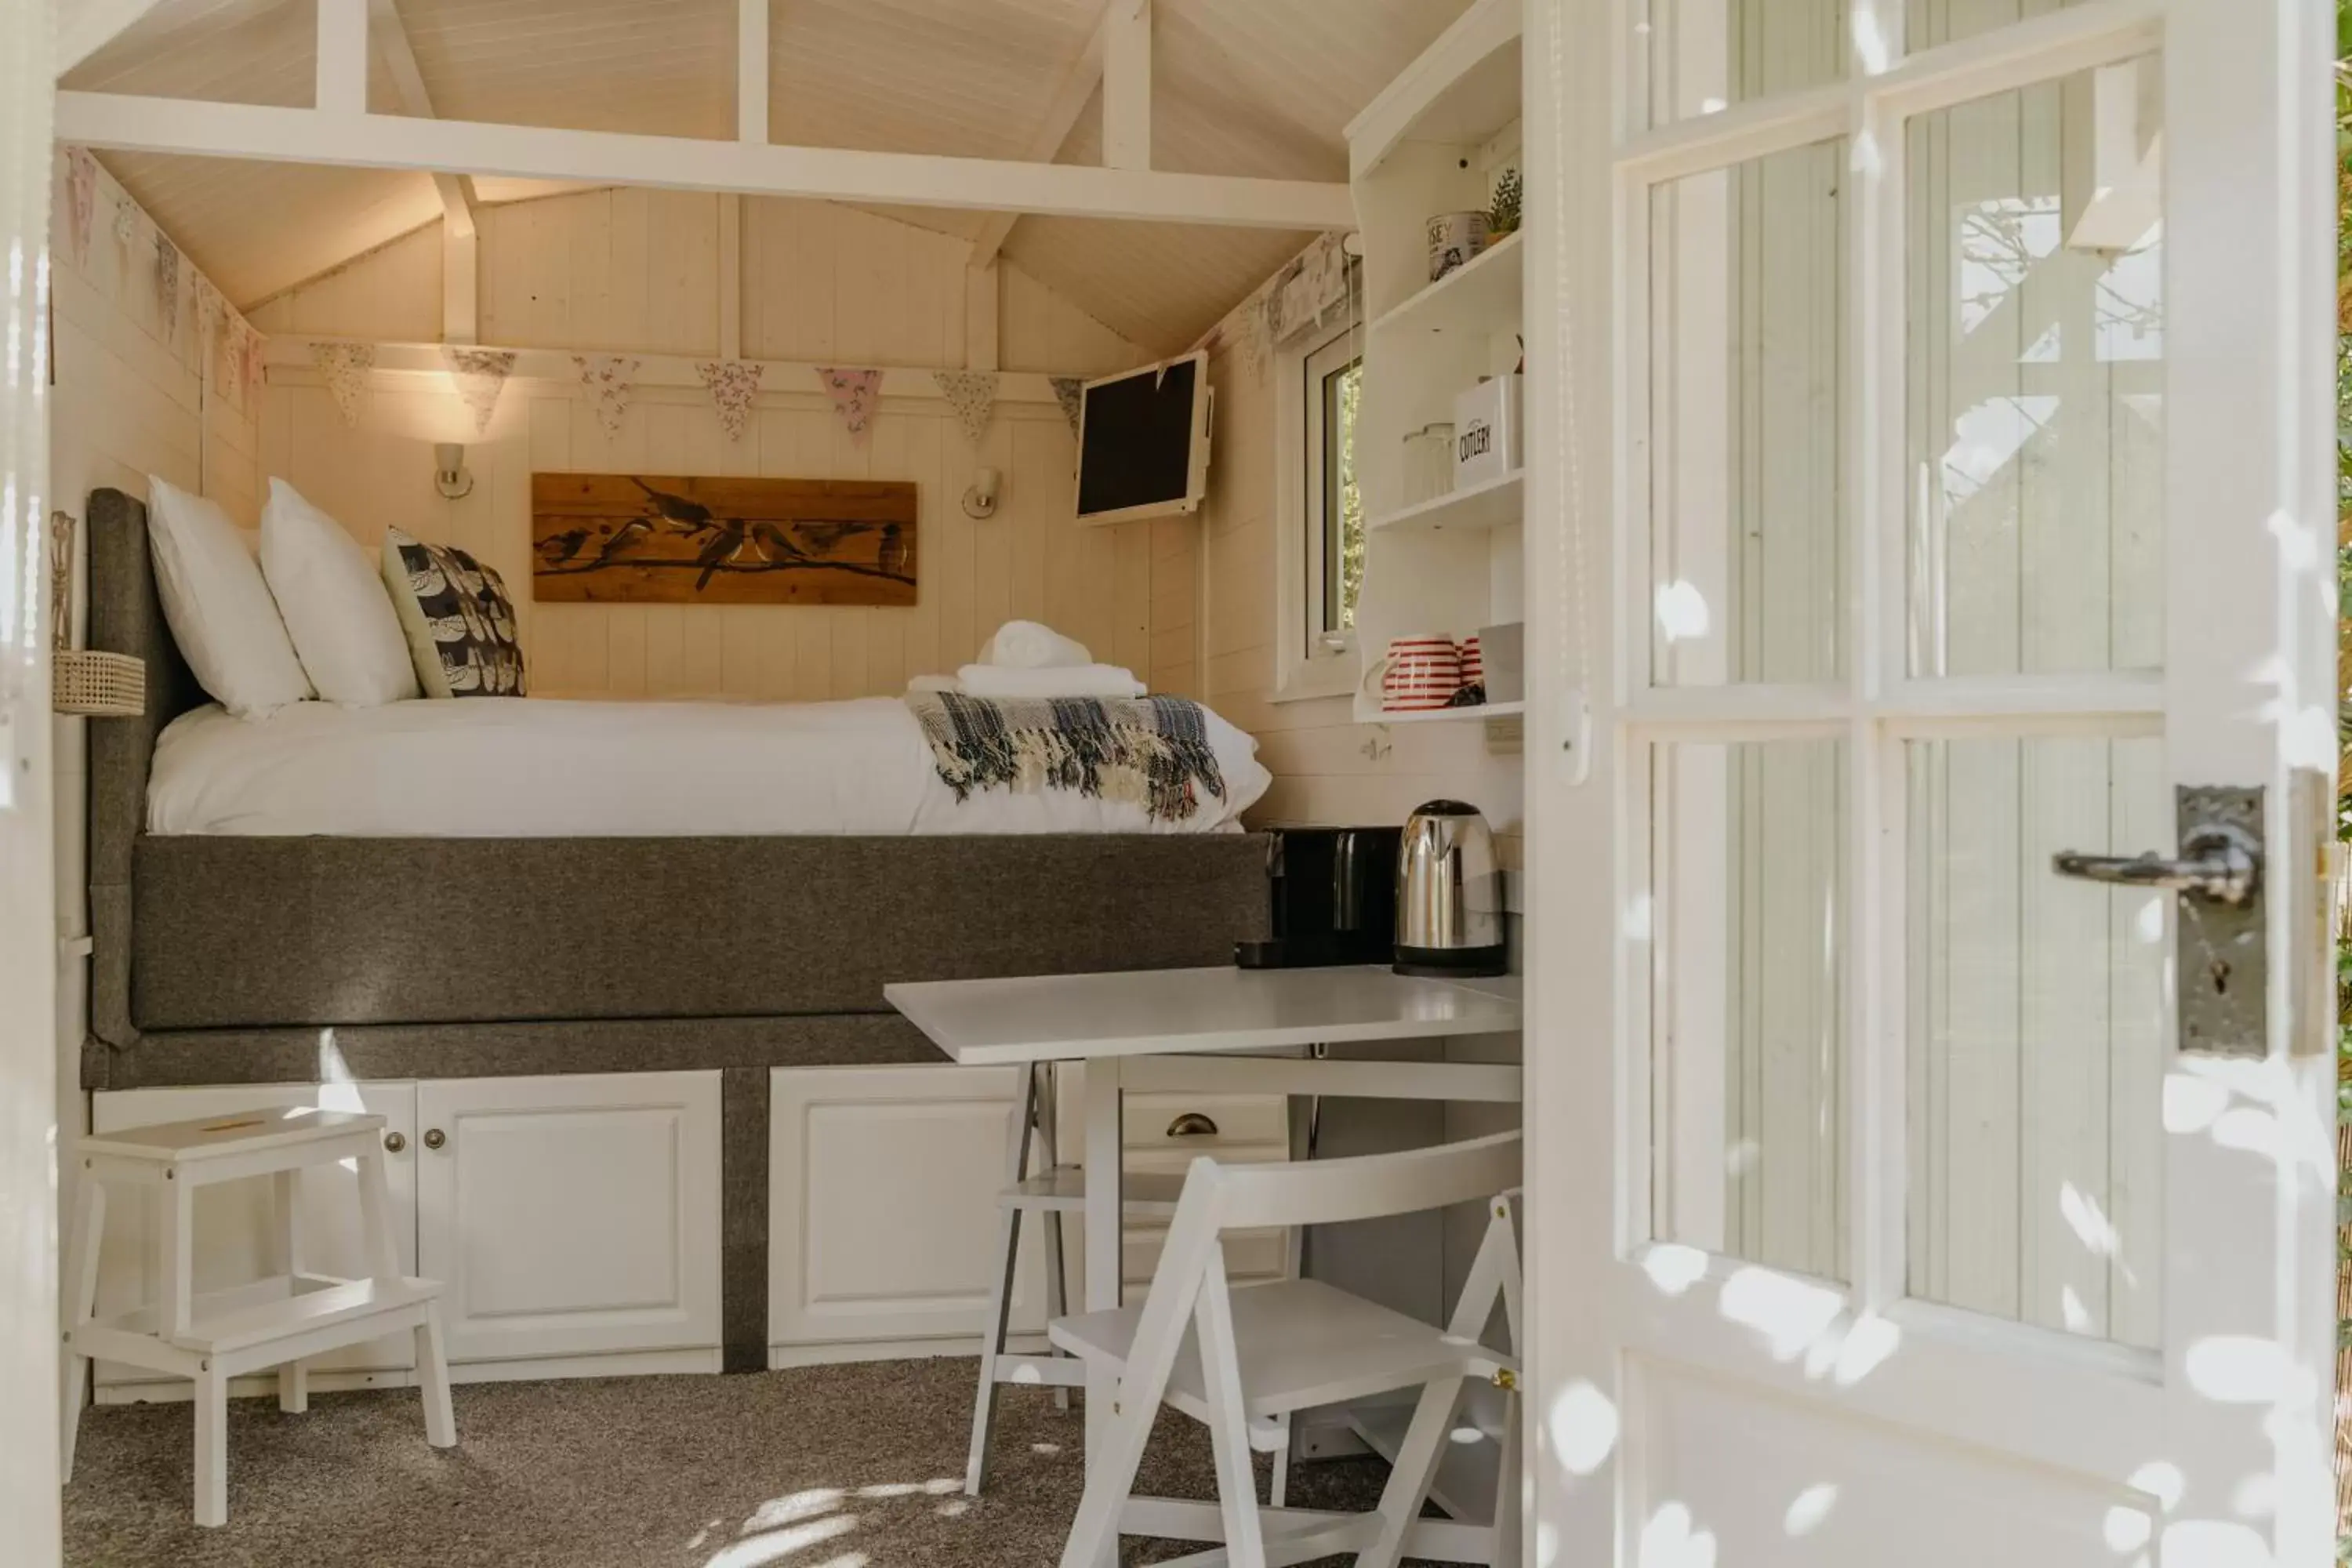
<box><xmin>434</xmin><ymin>443</ymin><xmax>474</xmax><ymax>500</ymax></box>
<box><xmin>962</xmin><ymin>466</ymin><xmax>1001</xmax><ymax>521</ymax></box>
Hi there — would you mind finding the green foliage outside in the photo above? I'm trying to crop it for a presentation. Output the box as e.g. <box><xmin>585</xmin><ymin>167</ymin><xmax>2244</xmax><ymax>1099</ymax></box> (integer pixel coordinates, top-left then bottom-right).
<box><xmin>2336</xmin><ymin>4</ymin><xmax>2350</xmax><ymax>1559</ymax></box>
<box><xmin>1337</xmin><ymin>361</ymin><xmax>1364</xmax><ymax>629</ymax></box>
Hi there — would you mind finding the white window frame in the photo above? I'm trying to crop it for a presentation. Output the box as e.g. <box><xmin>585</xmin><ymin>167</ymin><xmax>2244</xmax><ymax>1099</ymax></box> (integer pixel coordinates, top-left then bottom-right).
<box><xmin>1272</xmin><ymin>314</ymin><xmax>1363</xmax><ymax>702</ymax></box>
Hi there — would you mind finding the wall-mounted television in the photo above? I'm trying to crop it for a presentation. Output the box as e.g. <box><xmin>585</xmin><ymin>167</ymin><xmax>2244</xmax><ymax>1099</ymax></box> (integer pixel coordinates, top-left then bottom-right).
<box><xmin>1074</xmin><ymin>353</ymin><xmax>1213</xmax><ymax>525</ymax></box>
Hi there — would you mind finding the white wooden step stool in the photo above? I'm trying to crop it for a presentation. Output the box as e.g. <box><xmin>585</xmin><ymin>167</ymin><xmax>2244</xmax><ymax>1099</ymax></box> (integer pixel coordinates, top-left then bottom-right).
<box><xmin>60</xmin><ymin>1107</ymin><xmax>457</xmax><ymax>1527</ymax></box>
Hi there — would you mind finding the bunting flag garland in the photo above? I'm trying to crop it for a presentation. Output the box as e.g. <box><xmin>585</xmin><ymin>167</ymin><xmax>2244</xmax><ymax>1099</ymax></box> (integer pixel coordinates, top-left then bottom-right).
<box><xmin>239</xmin><ymin>321</ymin><xmax>268</xmax><ymax>408</ymax></box>
<box><xmin>312</xmin><ymin>341</ymin><xmax>375</xmax><ymax>427</ymax></box>
<box><xmin>572</xmin><ymin>353</ymin><xmax>641</xmax><ymax>439</ymax></box>
<box><xmin>153</xmin><ymin>233</ymin><xmax>180</xmax><ymax>343</ymax></box>
<box><xmin>194</xmin><ymin>274</ymin><xmax>220</xmax><ymax>329</ymax></box>
<box><xmin>64</xmin><ymin>147</ymin><xmax>97</xmax><ymax>268</ymax></box>
<box><xmin>815</xmin><ymin>367</ymin><xmax>882</xmax><ymax>448</ymax></box>
<box><xmin>443</xmin><ymin>347</ymin><xmax>518</xmax><ymax>435</ymax></box>
<box><xmin>111</xmin><ymin>194</ymin><xmax>136</xmax><ymax>248</ymax></box>
<box><xmin>194</xmin><ymin>276</ymin><xmax>224</xmax><ymax>376</ymax></box>
<box><xmin>932</xmin><ymin>370</ymin><xmax>999</xmax><ymax>450</ymax></box>
<box><xmin>696</xmin><ymin>360</ymin><xmax>764</xmax><ymax>441</ymax></box>
<box><xmin>1048</xmin><ymin>376</ymin><xmax>1084</xmax><ymax>440</ymax></box>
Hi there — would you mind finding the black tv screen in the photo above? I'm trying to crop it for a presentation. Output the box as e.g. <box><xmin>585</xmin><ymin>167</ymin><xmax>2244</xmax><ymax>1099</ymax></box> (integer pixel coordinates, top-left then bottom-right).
<box><xmin>1076</xmin><ymin>354</ymin><xmax>1209</xmax><ymax>523</ymax></box>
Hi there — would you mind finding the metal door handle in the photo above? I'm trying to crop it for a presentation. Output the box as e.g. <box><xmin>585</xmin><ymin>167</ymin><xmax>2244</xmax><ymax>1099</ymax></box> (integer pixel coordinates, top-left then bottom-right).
<box><xmin>1166</xmin><ymin>1112</ymin><xmax>1219</xmax><ymax>1138</ymax></box>
<box><xmin>422</xmin><ymin>1127</ymin><xmax>447</xmax><ymax>1151</ymax></box>
<box><xmin>383</xmin><ymin>1131</ymin><xmax>406</xmax><ymax>1154</ymax></box>
<box><xmin>2051</xmin><ymin>822</ymin><xmax>2260</xmax><ymax>906</ymax></box>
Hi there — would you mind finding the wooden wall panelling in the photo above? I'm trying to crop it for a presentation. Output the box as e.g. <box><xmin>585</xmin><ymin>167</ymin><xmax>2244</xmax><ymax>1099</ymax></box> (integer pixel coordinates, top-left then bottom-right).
<box><xmin>49</xmin><ymin>151</ymin><xmax>267</xmax><ymax>1345</ymax></box>
<box><xmin>259</xmin><ymin>185</ymin><xmax>1171</xmax><ymax>702</ymax></box>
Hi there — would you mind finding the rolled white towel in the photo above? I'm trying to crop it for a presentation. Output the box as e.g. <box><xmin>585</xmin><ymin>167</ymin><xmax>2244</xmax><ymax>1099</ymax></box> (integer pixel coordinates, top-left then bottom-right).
<box><xmin>906</xmin><ymin>673</ymin><xmax>961</xmax><ymax>695</ymax></box>
<box><xmin>983</xmin><ymin>619</ymin><xmax>1092</xmax><ymax>670</ymax></box>
<box><xmin>956</xmin><ymin>662</ymin><xmax>1145</xmax><ymax>699</ymax></box>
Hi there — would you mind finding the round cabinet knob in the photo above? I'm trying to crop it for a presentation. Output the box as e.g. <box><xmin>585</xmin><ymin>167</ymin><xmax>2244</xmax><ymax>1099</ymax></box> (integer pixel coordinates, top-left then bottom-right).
<box><xmin>383</xmin><ymin>1131</ymin><xmax>407</xmax><ymax>1154</ymax></box>
<box><xmin>1166</xmin><ymin>1112</ymin><xmax>1220</xmax><ymax>1138</ymax></box>
<box><xmin>422</xmin><ymin>1128</ymin><xmax>447</xmax><ymax>1151</ymax></box>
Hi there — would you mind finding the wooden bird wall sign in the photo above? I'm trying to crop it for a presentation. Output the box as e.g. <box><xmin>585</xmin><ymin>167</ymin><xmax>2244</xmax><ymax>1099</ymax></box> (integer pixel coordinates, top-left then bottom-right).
<box><xmin>531</xmin><ymin>474</ymin><xmax>917</xmax><ymax>606</ymax></box>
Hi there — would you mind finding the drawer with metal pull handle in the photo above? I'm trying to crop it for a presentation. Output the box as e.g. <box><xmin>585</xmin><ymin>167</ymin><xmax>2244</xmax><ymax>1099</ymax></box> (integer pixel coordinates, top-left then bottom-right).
<box><xmin>1121</xmin><ymin>1094</ymin><xmax>1285</xmax><ymax>1149</ymax></box>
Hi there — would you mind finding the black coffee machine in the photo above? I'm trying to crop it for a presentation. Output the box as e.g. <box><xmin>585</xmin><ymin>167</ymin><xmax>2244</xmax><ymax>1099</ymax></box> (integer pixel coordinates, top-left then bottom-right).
<box><xmin>1235</xmin><ymin>825</ymin><xmax>1402</xmax><ymax>968</ymax></box>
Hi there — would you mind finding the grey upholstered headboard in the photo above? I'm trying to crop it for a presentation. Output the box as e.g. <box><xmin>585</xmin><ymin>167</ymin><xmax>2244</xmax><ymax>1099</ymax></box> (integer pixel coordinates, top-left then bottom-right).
<box><xmin>85</xmin><ymin>487</ymin><xmax>205</xmax><ymax>1054</ymax></box>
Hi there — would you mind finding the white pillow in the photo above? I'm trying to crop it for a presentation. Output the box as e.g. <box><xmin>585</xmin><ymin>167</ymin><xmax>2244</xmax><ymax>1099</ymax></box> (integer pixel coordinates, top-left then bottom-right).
<box><xmin>260</xmin><ymin>479</ymin><xmax>421</xmax><ymax>705</ymax></box>
<box><xmin>145</xmin><ymin>475</ymin><xmax>314</xmax><ymax>717</ymax></box>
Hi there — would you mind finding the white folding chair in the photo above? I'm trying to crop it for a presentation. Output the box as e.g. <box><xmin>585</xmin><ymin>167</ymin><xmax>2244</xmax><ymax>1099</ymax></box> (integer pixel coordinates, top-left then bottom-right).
<box><xmin>965</xmin><ymin>1060</ymin><xmax>1302</xmax><ymax>1503</ymax></box>
<box><xmin>1050</xmin><ymin>1131</ymin><xmax>1523</xmax><ymax>1568</ymax></box>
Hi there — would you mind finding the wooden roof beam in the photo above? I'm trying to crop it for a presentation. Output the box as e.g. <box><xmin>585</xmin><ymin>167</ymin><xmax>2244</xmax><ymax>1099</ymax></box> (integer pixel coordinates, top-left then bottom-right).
<box><xmin>1101</xmin><ymin>0</ymin><xmax>1150</xmax><ymax>171</ymax></box>
<box><xmin>365</xmin><ymin>0</ymin><xmax>476</xmax><ymax>238</ymax></box>
<box><xmin>361</xmin><ymin>0</ymin><xmax>477</xmax><ymax>340</ymax></box>
<box><xmin>53</xmin><ymin>92</ymin><xmax>1358</xmax><ymax>230</ymax></box>
<box><xmin>967</xmin><ymin>0</ymin><xmax>1116</xmax><ymax>273</ymax></box>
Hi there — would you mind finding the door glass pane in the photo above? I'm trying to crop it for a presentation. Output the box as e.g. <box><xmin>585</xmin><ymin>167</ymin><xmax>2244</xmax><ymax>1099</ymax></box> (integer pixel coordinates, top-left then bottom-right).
<box><xmin>1651</xmin><ymin>739</ymin><xmax>1846</xmax><ymax>1279</ymax></box>
<box><xmin>1906</xmin><ymin>736</ymin><xmax>2165</xmax><ymax>1348</ymax></box>
<box><xmin>1909</xmin><ymin>0</ymin><xmax>2085</xmax><ymax>50</ymax></box>
<box><xmin>1905</xmin><ymin>56</ymin><xmax>2164</xmax><ymax>678</ymax></box>
<box><xmin>1641</xmin><ymin>0</ymin><xmax>1846</xmax><ymax>128</ymax></box>
<box><xmin>1648</xmin><ymin>140</ymin><xmax>1846</xmax><ymax>687</ymax></box>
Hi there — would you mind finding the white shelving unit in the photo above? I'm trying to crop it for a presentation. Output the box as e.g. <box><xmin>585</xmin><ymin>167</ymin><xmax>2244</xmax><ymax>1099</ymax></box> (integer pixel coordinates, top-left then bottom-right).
<box><xmin>1368</xmin><ymin>469</ymin><xmax>1523</xmax><ymax>535</ymax></box>
<box><xmin>1367</xmin><ymin>230</ymin><xmax>1523</xmax><ymax>341</ymax></box>
<box><xmin>1344</xmin><ymin>0</ymin><xmax>1524</xmax><ymax>727</ymax></box>
<box><xmin>1375</xmin><ymin>699</ymin><xmax>1524</xmax><ymax>727</ymax></box>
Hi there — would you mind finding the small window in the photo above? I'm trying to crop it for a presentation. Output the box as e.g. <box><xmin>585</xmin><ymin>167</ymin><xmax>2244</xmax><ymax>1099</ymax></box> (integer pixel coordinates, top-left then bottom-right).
<box><xmin>1276</xmin><ymin>301</ymin><xmax>1366</xmax><ymax>703</ymax></box>
<box><xmin>1305</xmin><ymin>332</ymin><xmax>1364</xmax><ymax>645</ymax></box>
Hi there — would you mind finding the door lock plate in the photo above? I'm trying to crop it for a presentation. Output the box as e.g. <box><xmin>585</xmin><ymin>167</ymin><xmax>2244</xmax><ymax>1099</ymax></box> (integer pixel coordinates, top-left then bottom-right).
<box><xmin>2052</xmin><ymin>785</ymin><xmax>2268</xmax><ymax>1058</ymax></box>
<box><xmin>2174</xmin><ymin>786</ymin><xmax>2266</xmax><ymax>1059</ymax></box>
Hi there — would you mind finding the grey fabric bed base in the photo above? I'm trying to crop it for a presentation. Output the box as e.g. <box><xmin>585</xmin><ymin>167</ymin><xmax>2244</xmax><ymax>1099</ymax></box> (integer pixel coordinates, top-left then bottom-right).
<box><xmin>122</xmin><ymin>832</ymin><xmax>1271</xmax><ymax>1035</ymax></box>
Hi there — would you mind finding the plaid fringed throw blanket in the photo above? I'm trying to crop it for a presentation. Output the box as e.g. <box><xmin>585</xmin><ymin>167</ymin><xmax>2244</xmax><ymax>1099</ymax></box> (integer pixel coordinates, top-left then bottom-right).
<box><xmin>906</xmin><ymin>690</ymin><xmax>1227</xmax><ymax>824</ymax></box>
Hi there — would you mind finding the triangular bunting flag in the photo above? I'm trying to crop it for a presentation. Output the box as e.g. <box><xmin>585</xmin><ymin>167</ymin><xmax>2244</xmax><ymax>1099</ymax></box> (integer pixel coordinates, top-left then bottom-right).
<box><xmin>1048</xmin><ymin>376</ymin><xmax>1084</xmax><ymax>440</ymax></box>
<box><xmin>933</xmin><ymin>371</ymin><xmax>999</xmax><ymax>449</ymax></box>
<box><xmin>696</xmin><ymin>360</ymin><xmax>764</xmax><ymax>441</ymax></box>
<box><xmin>193</xmin><ymin>278</ymin><xmax>224</xmax><ymax>389</ymax></box>
<box><xmin>153</xmin><ymin>234</ymin><xmax>180</xmax><ymax>343</ymax></box>
<box><xmin>64</xmin><ymin>148</ymin><xmax>97</xmax><ymax>269</ymax></box>
<box><xmin>444</xmin><ymin>347</ymin><xmax>517</xmax><ymax>435</ymax></box>
<box><xmin>241</xmin><ymin>321</ymin><xmax>268</xmax><ymax>409</ymax></box>
<box><xmin>815</xmin><ymin>367</ymin><xmax>883</xmax><ymax>448</ymax></box>
<box><xmin>573</xmin><ymin>354</ymin><xmax>641</xmax><ymax>439</ymax></box>
<box><xmin>311</xmin><ymin>341</ymin><xmax>375</xmax><ymax>427</ymax></box>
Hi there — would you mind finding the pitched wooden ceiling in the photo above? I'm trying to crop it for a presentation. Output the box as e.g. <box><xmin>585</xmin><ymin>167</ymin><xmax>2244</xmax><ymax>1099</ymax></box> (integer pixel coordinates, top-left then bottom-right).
<box><xmin>64</xmin><ymin>0</ymin><xmax>1468</xmax><ymax>352</ymax></box>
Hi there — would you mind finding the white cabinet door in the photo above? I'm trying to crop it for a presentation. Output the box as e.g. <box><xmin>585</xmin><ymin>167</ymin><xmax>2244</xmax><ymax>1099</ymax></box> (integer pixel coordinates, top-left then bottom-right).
<box><xmin>416</xmin><ymin>1072</ymin><xmax>721</xmax><ymax>1364</ymax></box>
<box><xmin>768</xmin><ymin>1064</ymin><xmax>1044</xmax><ymax>1347</ymax></box>
<box><xmin>90</xmin><ymin>1083</ymin><xmax>419</xmax><ymax>1386</ymax></box>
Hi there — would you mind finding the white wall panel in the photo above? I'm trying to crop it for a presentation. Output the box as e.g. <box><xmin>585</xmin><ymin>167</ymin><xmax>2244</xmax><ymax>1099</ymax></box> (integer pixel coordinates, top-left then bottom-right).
<box><xmin>48</xmin><ymin>149</ymin><xmax>263</xmax><ymax>1348</ymax></box>
<box><xmin>253</xmin><ymin>187</ymin><xmax>1180</xmax><ymax>701</ymax></box>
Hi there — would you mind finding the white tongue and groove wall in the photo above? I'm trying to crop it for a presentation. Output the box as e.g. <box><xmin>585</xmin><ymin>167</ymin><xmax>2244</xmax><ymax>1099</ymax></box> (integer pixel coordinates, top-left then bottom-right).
<box><xmin>247</xmin><ymin>189</ymin><xmax>1196</xmax><ymax>703</ymax></box>
<box><xmin>47</xmin><ymin>149</ymin><xmax>267</xmax><ymax>1332</ymax></box>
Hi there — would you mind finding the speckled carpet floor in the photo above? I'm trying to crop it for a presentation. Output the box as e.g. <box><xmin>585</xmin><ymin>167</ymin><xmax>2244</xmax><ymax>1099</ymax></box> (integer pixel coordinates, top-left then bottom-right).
<box><xmin>63</xmin><ymin>1356</ymin><xmax>1417</xmax><ymax>1568</ymax></box>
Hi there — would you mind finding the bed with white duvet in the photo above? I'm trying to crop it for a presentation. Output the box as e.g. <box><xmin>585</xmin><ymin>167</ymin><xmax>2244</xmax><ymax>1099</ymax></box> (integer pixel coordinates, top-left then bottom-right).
<box><xmin>147</xmin><ymin>695</ymin><xmax>1273</xmax><ymax>837</ymax></box>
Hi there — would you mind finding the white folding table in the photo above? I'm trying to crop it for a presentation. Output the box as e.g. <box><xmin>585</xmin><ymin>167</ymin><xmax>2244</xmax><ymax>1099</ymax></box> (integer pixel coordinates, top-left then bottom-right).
<box><xmin>885</xmin><ymin>963</ymin><xmax>1523</xmax><ymax>1563</ymax></box>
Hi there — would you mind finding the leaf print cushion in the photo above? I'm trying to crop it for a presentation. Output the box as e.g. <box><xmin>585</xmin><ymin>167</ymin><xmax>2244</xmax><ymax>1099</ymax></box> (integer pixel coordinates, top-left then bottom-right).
<box><xmin>381</xmin><ymin>527</ymin><xmax>528</xmax><ymax>699</ymax></box>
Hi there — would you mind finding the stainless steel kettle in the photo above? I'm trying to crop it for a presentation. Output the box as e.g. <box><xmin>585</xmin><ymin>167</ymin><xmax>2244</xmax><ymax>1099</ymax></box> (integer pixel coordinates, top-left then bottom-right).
<box><xmin>1394</xmin><ymin>800</ymin><xmax>1508</xmax><ymax>978</ymax></box>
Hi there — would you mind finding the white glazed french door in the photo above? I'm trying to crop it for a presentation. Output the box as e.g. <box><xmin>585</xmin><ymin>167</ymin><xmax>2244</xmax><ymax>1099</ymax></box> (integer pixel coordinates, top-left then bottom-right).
<box><xmin>0</xmin><ymin>0</ymin><xmax>59</xmax><ymax>1562</ymax></box>
<box><xmin>1523</xmin><ymin>0</ymin><xmax>2336</xmax><ymax>1563</ymax></box>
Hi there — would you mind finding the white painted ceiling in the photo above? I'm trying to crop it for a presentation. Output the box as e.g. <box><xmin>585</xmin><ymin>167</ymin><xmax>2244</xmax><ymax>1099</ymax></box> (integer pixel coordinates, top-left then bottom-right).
<box><xmin>65</xmin><ymin>0</ymin><xmax>1469</xmax><ymax>351</ymax></box>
